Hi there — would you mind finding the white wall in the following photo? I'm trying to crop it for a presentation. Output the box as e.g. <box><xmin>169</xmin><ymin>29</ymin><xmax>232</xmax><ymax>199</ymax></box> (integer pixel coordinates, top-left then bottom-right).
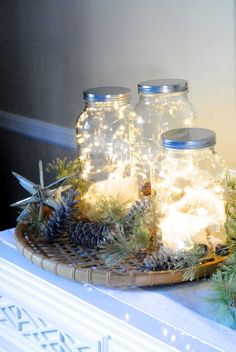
<box><xmin>0</xmin><ymin>0</ymin><xmax>235</xmax><ymax>166</ymax></box>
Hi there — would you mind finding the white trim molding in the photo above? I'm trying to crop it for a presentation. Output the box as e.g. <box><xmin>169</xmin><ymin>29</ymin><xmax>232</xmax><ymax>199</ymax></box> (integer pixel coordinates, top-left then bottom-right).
<box><xmin>1</xmin><ymin>229</ymin><xmax>236</xmax><ymax>352</ymax></box>
<box><xmin>0</xmin><ymin>258</ymin><xmax>173</xmax><ymax>352</ymax></box>
<box><xmin>0</xmin><ymin>110</ymin><xmax>76</xmax><ymax>150</ymax></box>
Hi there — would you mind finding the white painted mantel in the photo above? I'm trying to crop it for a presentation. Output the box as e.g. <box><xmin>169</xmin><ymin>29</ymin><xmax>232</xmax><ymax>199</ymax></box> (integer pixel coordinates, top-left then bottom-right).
<box><xmin>0</xmin><ymin>229</ymin><xmax>236</xmax><ymax>352</ymax></box>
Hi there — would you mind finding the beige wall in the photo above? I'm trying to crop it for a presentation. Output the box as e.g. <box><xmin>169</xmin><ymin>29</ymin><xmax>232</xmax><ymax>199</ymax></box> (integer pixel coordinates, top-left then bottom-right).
<box><xmin>0</xmin><ymin>0</ymin><xmax>236</xmax><ymax>228</ymax></box>
<box><xmin>1</xmin><ymin>0</ymin><xmax>235</xmax><ymax>165</ymax></box>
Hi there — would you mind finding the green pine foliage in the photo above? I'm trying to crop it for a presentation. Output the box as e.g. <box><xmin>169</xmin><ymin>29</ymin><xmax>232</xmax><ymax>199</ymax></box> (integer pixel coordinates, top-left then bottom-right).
<box><xmin>99</xmin><ymin>225</ymin><xmax>133</xmax><ymax>267</ymax></box>
<box><xmin>207</xmin><ymin>176</ymin><xmax>236</xmax><ymax>324</ymax></box>
<box><xmin>209</xmin><ymin>253</ymin><xmax>236</xmax><ymax>324</ymax></box>
<box><xmin>225</xmin><ymin>217</ymin><xmax>236</xmax><ymax>240</ymax></box>
<box><xmin>225</xmin><ymin>176</ymin><xmax>236</xmax><ymax>238</ymax></box>
<box><xmin>99</xmin><ymin>222</ymin><xmax>149</xmax><ymax>267</ymax></box>
<box><xmin>130</xmin><ymin>212</ymin><xmax>150</xmax><ymax>249</ymax></box>
<box><xmin>92</xmin><ymin>196</ymin><xmax>129</xmax><ymax>225</ymax></box>
<box><xmin>46</xmin><ymin>157</ymin><xmax>90</xmax><ymax>195</ymax></box>
<box><xmin>97</xmin><ymin>198</ymin><xmax>150</xmax><ymax>266</ymax></box>
<box><xmin>174</xmin><ymin>244</ymin><xmax>210</xmax><ymax>281</ymax></box>
<box><xmin>23</xmin><ymin>204</ymin><xmax>47</xmax><ymax>236</ymax></box>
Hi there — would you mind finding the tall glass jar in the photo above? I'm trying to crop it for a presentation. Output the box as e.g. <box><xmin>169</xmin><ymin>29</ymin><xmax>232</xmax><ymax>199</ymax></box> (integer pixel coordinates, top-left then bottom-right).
<box><xmin>76</xmin><ymin>87</ymin><xmax>137</xmax><ymax>217</ymax></box>
<box><xmin>151</xmin><ymin>128</ymin><xmax>226</xmax><ymax>251</ymax></box>
<box><xmin>132</xmin><ymin>79</ymin><xmax>197</xmax><ymax>196</ymax></box>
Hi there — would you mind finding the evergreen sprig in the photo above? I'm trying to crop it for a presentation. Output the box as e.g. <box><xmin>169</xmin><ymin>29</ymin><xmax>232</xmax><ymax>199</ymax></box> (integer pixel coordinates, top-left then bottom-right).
<box><xmin>21</xmin><ymin>203</ymin><xmax>51</xmax><ymax>235</ymax></box>
<box><xmin>92</xmin><ymin>196</ymin><xmax>129</xmax><ymax>225</ymax></box>
<box><xmin>130</xmin><ymin>212</ymin><xmax>150</xmax><ymax>249</ymax></box>
<box><xmin>174</xmin><ymin>244</ymin><xmax>210</xmax><ymax>281</ymax></box>
<box><xmin>97</xmin><ymin>197</ymin><xmax>150</xmax><ymax>266</ymax></box>
<box><xmin>99</xmin><ymin>222</ymin><xmax>149</xmax><ymax>267</ymax></box>
<box><xmin>207</xmin><ymin>174</ymin><xmax>236</xmax><ymax>325</ymax></box>
<box><xmin>99</xmin><ymin>225</ymin><xmax>133</xmax><ymax>267</ymax></box>
<box><xmin>226</xmin><ymin>175</ymin><xmax>236</xmax><ymax>234</ymax></box>
<box><xmin>46</xmin><ymin>157</ymin><xmax>90</xmax><ymax>195</ymax></box>
<box><xmin>208</xmin><ymin>253</ymin><xmax>236</xmax><ymax>325</ymax></box>
<box><xmin>26</xmin><ymin>213</ymin><xmax>47</xmax><ymax>235</ymax></box>
<box><xmin>225</xmin><ymin>217</ymin><xmax>236</xmax><ymax>240</ymax></box>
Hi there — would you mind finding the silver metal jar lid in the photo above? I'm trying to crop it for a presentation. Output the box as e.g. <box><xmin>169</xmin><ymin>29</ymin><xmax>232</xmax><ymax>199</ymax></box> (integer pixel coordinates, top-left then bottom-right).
<box><xmin>83</xmin><ymin>87</ymin><xmax>131</xmax><ymax>103</ymax></box>
<box><xmin>161</xmin><ymin>128</ymin><xmax>216</xmax><ymax>150</ymax></box>
<box><xmin>138</xmin><ymin>79</ymin><xmax>188</xmax><ymax>94</ymax></box>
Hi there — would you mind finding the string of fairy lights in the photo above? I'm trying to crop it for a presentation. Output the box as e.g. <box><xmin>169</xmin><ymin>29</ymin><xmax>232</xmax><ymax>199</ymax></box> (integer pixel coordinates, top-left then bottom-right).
<box><xmin>76</xmin><ymin>87</ymin><xmax>226</xmax><ymax>251</ymax></box>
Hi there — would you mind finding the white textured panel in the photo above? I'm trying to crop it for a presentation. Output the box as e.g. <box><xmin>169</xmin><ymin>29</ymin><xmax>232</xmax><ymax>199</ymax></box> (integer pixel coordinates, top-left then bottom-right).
<box><xmin>0</xmin><ymin>294</ymin><xmax>100</xmax><ymax>352</ymax></box>
<box><xmin>0</xmin><ymin>258</ymin><xmax>173</xmax><ymax>352</ymax></box>
<box><xmin>0</xmin><ymin>295</ymin><xmax>43</xmax><ymax>352</ymax></box>
<box><xmin>0</xmin><ymin>294</ymin><xmax>116</xmax><ymax>352</ymax></box>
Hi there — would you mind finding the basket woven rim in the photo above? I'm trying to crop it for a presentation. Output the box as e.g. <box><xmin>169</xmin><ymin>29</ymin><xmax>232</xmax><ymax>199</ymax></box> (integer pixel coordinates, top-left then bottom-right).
<box><xmin>14</xmin><ymin>223</ymin><xmax>226</xmax><ymax>288</ymax></box>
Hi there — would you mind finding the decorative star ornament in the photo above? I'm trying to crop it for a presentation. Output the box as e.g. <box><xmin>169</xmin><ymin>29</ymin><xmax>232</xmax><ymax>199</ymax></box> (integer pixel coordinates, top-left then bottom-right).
<box><xmin>11</xmin><ymin>160</ymin><xmax>71</xmax><ymax>222</ymax></box>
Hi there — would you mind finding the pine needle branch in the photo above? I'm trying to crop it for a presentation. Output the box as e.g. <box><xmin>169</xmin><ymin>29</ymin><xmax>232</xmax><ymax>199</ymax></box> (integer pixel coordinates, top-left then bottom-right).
<box><xmin>208</xmin><ymin>253</ymin><xmax>236</xmax><ymax>325</ymax></box>
<box><xmin>99</xmin><ymin>224</ymin><xmax>132</xmax><ymax>267</ymax></box>
<box><xmin>91</xmin><ymin>196</ymin><xmax>129</xmax><ymax>225</ymax></box>
<box><xmin>46</xmin><ymin>157</ymin><xmax>90</xmax><ymax>195</ymax></box>
<box><xmin>99</xmin><ymin>215</ymin><xmax>150</xmax><ymax>268</ymax></box>
<box><xmin>173</xmin><ymin>244</ymin><xmax>210</xmax><ymax>281</ymax></box>
<box><xmin>91</xmin><ymin>196</ymin><xmax>150</xmax><ymax>266</ymax></box>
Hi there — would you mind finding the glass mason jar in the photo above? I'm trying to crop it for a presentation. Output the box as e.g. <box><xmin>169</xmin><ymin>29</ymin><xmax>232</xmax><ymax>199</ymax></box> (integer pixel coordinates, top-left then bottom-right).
<box><xmin>76</xmin><ymin>87</ymin><xmax>137</xmax><ymax>216</ymax></box>
<box><xmin>132</xmin><ymin>79</ymin><xmax>197</xmax><ymax>196</ymax></box>
<box><xmin>151</xmin><ymin>128</ymin><xmax>226</xmax><ymax>251</ymax></box>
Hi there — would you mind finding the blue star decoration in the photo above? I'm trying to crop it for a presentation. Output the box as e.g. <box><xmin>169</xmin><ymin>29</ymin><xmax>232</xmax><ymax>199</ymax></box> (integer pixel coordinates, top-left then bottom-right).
<box><xmin>11</xmin><ymin>161</ymin><xmax>71</xmax><ymax>222</ymax></box>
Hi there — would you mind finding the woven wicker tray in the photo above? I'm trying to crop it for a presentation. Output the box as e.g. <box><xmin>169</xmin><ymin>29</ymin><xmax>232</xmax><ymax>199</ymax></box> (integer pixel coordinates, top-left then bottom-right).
<box><xmin>15</xmin><ymin>223</ymin><xmax>226</xmax><ymax>288</ymax></box>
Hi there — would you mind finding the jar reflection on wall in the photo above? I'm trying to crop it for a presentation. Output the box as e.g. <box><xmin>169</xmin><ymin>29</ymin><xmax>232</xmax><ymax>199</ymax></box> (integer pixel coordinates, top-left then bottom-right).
<box><xmin>132</xmin><ymin>79</ymin><xmax>197</xmax><ymax>196</ymax></box>
<box><xmin>76</xmin><ymin>87</ymin><xmax>137</xmax><ymax>217</ymax></box>
<box><xmin>151</xmin><ymin>128</ymin><xmax>226</xmax><ymax>251</ymax></box>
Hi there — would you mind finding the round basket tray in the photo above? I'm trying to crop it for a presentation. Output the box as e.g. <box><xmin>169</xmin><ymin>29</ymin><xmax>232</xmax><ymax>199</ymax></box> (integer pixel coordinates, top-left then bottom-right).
<box><xmin>15</xmin><ymin>223</ymin><xmax>226</xmax><ymax>288</ymax></box>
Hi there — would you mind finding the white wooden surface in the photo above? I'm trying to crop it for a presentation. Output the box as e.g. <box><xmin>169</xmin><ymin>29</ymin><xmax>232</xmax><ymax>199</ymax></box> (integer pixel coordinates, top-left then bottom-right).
<box><xmin>0</xmin><ymin>228</ymin><xmax>235</xmax><ymax>352</ymax></box>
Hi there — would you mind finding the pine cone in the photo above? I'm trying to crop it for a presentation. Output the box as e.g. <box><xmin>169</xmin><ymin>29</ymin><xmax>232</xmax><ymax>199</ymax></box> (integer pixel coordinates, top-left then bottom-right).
<box><xmin>62</xmin><ymin>189</ymin><xmax>80</xmax><ymax>221</ymax></box>
<box><xmin>123</xmin><ymin>197</ymin><xmax>151</xmax><ymax>231</ymax></box>
<box><xmin>141</xmin><ymin>181</ymin><xmax>151</xmax><ymax>196</ymax></box>
<box><xmin>44</xmin><ymin>203</ymin><xmax>71</xmax><ymax>241</ymax></box>
<box><xmin>70</xmin><ymin>221</ymin><xmax>109</xmax><ymax>248</ymax></box>
<box><xmin>44</xmin><ymin>190</ymin><xmax>79</xmax><ymax>241</ymax></box>
<box><xmin>215</xmin><ymin>244</ymin><xmax>229</xmax><ymax>256</ymax></box>
<box><xmin>144</xmin><ymin>247</ymin><xmax>185</xmax><ymax>271</ymax></box>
